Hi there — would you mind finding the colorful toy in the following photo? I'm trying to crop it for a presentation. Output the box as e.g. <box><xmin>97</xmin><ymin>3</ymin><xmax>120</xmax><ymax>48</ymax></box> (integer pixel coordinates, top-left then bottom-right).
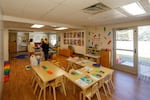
<box><xmin>4</xmin><ymin>61</ymin><xmax>10</xmax><ymax>82</ymax></box>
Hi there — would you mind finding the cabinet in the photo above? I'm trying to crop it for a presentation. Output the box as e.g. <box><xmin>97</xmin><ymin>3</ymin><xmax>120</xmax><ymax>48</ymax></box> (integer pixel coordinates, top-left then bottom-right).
<box><xmin>100</xmin><ymin>50</ymin><xmax>111</xmax><ymax>67</ymax></box>
<box><xmin>59</xmin><ymin>48</ymin><xmax>73</xmax><ymax>57</ymax></box>
<box><xmin>87</xmin><ymin>48</ymin><xmax>100</xmax><ymax>55</ymax></box>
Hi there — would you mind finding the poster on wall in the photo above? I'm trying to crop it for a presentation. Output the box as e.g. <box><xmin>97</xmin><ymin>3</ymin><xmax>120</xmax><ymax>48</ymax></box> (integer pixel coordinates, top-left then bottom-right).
<box><xmin>74</xmin><ymin>39</ymin><xmax>77</xmax><ymax>45</ymax></box>
<box><xmin>73</xmin><ymin>32</ymin><xmax>76</xmax><ymax>38</ymax></box>
<box><xmin>77</xmin><ymin>32</ymin><xmax>81</xmax><ymax>38</ymax></box>
<box><xmin>82</xmin><ymin>32</ymin><xmax>84</xmax><ymax>38</ymax></box>
<box><xmin>64</xmin><ymin>33</ymin><xmax>66</xmax><ymax>38</ymax></box>
<box><xmin>78</xmin><ymin>39</ymin><xmax>81</xmax><ymax>46</ymax></box>
<box><xmin>63</xmin><ymin>31</ymin><xmax>84</xmax><ymax>46</ymax></box>
<box><xmin>70</xmin><ymin>32</ymin><xmax>72</xmax><ymax>38</ymax></box>
<box><xmin>82</xmin><ymin>40</ymin><xmax>84</xmax><ymax>46</ymax></box>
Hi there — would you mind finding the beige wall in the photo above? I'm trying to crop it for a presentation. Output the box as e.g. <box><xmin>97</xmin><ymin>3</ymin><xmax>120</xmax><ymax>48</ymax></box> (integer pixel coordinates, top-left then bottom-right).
<box><xmin>0</xmin><ymin>8</ymin><xmax>3</xmax><ymax>99</ymax></box>
<box><xmin>84</xmin><ymin>19</ymin><xmax>150</xmax><ymax>66</ymax></box>
<box><xmin>3</xmin><ymin>29</ymin><xmax>9</xmax><ymax>61</ymax></box>
<box><xmin>60</xmin><ymin>19</ymin><xmax>150</xmax><ymax>56</ymax></box>
<box><xmin>3</xmin><ymin>19</ymin><xmax>150</xmax><ymax>60</ymax></box>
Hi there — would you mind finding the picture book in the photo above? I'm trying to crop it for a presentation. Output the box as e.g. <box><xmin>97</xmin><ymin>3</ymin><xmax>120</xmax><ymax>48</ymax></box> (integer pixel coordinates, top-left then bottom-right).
<box><xmin>75</xmin><ymin>75</ymin><xmax>93</xmax><ymax>87</ymax></box>
<box><xmin>80</xmin><ymin>76</ymin><xmax>93</xmax><ymax>84</ymax></box>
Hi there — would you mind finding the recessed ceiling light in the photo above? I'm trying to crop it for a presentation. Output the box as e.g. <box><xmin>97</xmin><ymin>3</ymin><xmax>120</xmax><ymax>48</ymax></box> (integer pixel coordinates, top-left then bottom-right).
<box><xmin>122</xmin><ymin>2</ymin><xmax>146</xmax><ymax>15</ymax></box>
<box><xmin>31</xmin><ymin>24</ymin><xmax>44</xmax><ymax>28</ymax></box>
<box><xmin>54</xmin><ymin>27</ymin><xmax>68</xmax><ymax>30</ymax></box>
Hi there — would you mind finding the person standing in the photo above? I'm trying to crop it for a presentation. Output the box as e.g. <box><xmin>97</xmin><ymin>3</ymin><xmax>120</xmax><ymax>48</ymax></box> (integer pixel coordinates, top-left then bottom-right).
<box><xmin>28</xmin><ymin>38</ymin><xmax>35</xmax><ymax>56</ymax></box>
<box><xmin>42</xmin><ymin>38</ymin><xmax>49</xmax><ymax>60</ymax></box>
<box><xmin>40</xmin><ymin>38</ymin><xmax>44</xmax><ymax>60</ymax></box>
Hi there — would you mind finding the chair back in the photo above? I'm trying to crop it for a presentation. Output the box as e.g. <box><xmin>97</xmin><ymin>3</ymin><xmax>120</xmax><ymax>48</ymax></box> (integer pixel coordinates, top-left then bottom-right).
<box><xmin>91</xmin><ymin>83</ymin><xmax>101</xmax><ymax>100</ymax></box>
<box><xmin>34</xmin><ymin>73</ymin><xmax>46</xmax><ymax>88</ymax></box>
<box><xmin>54</xmin><ymin>76</ymin><xmax>64</xmax><ymax>87</ymax></box>
<box><xmin>91</xmin><ymin>83</ymin><xmax>99</xmax><ymax>96</ymax></box>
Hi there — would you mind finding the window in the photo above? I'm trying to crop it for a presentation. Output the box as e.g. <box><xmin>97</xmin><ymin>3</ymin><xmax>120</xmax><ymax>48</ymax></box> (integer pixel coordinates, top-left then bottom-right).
<box><xmin>49</xmin><ymin>34</ymin><xmax>56</xmax><ymax>46</ymax></box>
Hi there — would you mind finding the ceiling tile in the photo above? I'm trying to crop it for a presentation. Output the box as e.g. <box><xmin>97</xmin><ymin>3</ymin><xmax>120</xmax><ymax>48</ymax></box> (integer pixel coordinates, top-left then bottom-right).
<box><xmin>22</xmin><ymin>0</ymin><xmax>60</xmax><ymax>19</ymax></box>
<box><xmin>0</xmin><ymin>0</ymin><xmax>30</xmax><ymax>16</ymax></box>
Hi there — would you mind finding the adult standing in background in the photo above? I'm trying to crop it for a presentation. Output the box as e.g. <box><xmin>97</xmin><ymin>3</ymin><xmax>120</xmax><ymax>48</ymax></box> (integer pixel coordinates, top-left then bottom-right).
<box><xmin>42</xmin><ymin>38</ymin><xmax>49</xmax><ymax>60</ymax></box>
<box><xmin>40</xmin><ymin>38</ymin><xmax>44</xmax><ymax>60</ymax></box>
<box><xmin>28</xmin><ymin>38</ymin><xmax>35</xmax><ymax>56</ymax></box>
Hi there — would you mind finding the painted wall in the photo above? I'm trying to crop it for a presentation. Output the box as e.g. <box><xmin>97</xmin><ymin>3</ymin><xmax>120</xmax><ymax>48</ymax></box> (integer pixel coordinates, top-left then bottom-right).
<box><xmin>3</xmin><ymin>29</ymin><xmax>9</xmax><ymax>61</ymax></box>
<box><xmin>85</xmin><ymin>26</ymin><xmax>112</xmax><ymax>50</ymax></box>
<box><xmin>0</xmin><ymin>8</ymin><xmax>3</xmax><ymax>99</ymax></box>
<box><xmin>85</xmin><ymin>19</ymin><xmax>150</xmax><ymax>66</ymax></box>
<box><xmin>29</xmin><ymin>32</ymin><xmax>48</xmax><ymax>43</ymax></box>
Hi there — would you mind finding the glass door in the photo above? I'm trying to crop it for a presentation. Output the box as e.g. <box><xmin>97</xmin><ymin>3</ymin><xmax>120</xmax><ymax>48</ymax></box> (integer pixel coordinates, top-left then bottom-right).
<box><xmin>113</xmin><ymin>28</ymin><xmax>137</xmax><ymax>74</ymax></box>
<box><xmin>138</xmin><ymin>25</ymin><xmax>150</xmax><ymax>80</ymax></box>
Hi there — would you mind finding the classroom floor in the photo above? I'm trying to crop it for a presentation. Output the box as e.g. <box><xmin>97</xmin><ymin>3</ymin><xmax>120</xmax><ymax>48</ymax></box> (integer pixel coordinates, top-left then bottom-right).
<box><xmin>1</xmin><ymin>53</ymin><xmax>150</xmax><ymax>100</ymax></box>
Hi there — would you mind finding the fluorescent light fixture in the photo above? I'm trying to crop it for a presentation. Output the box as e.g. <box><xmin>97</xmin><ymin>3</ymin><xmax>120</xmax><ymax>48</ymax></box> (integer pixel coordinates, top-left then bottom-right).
<box><xmin>31</xmin><ymin>24</ymin><xmax>44</xmax><ymax>28</ymax></box>
<box><xmin>122</xmin><ymin>2</ymin><xmax>146</xmax><ymax>15</ymax></box>
<box><xmin>54</xmin><ymin>27</ymin><xmax>68</xmax><ymax>30</ymax></box>
<box><xmin>149</xmin><ymin>0</ymin><xmax>150</xmax><ymax>3</ymax></box>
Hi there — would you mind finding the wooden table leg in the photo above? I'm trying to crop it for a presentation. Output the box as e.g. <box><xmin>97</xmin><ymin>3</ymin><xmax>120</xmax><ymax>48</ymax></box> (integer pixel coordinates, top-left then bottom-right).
<box><xmin>44</xmin><ymin>84</ymin><xmax>46</xmax><ymax>100</ymax></box>
<box><xmin>82</xmin><ymin>90</ymin><xmax>86</xmax><ymax>100</ymax></box>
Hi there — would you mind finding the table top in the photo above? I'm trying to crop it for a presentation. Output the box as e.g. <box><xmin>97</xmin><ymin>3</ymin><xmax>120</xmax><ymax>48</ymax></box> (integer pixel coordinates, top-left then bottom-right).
<box><xmin>32</xmin><ymin>61</ymin><xmax>66</xmax><ymax>83</ymax></box>
<box><xmin>65</xmin><ymin>59</ymin><xmax>114</xmax><ymax>90</ymax></box>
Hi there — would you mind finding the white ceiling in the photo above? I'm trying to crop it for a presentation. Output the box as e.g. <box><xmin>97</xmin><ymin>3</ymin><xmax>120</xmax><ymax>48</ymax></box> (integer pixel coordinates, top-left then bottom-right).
<box><xmin>1</xmin><ymin>0</ymin><xmax>150</xmax><ymax>30</ymax></box>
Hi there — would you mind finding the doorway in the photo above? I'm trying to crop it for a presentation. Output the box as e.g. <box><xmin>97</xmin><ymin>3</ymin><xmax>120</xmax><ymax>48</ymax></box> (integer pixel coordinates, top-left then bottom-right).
<box><xmin>113</xmin><ymin>27</ymin><xmax>137</xmax><ymax>74</ymax></box>
<box><xmin>138</xmin><ymin>25</ymin><xmax>150</xmax><ymax>79</ymax></box>
<box><xmin>113</xmin><ymin>25</ymin><xmax>150</xmax><ymax>76</ymax></box>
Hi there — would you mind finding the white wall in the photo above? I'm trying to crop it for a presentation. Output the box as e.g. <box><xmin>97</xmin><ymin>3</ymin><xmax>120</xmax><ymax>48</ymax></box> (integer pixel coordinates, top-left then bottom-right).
<box><xmin>85</xmin><ymin>19</ymin><xmax>150</xmax><ymax>66</ymax></box>
<box><xmin>3</xmin><ymin>29</ymin><xmax>9</xmax><ymax>61</ymax></box>
<box><xmin>0</xmin><ymin>8</ymin><xmax>3</xmax><ymax>99</ymax></box>
<box><xmin>29</xmin><ymin>32</ymin><xmax>48</xmax><ymax>43</ymax></box>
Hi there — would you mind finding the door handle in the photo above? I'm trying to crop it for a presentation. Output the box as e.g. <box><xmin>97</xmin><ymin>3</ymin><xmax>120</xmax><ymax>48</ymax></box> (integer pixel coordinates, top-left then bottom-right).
<box><xmin>134</xmin><ymin>49</ymin><xmax>136</xmax><ymax>53</ymax></box>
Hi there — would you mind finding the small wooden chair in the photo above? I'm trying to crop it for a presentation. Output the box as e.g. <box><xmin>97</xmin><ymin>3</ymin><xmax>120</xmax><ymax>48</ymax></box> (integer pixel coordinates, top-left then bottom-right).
<box><xmin>49</xmin><ymin>76</ymin><xmax>66</xmax><ymax>100</ymax></box>
<box><xmin>80</xmin><ymin>82</ymin><xmax>101</xmax><ymax>100</ymax></box>
<box><xmin>98</xmin><ymin>78</ymin><xmax>107</xmax><ymax>96</ymax></box>
<box><xmin>33</xmin><ymin>73</ymin><xmax>50</xmax><ymax>100</ymax></box>
<box><xmin>103</xmin><ymin>72</ymin><xmax>115</xmax><ymax>95</ymax></box>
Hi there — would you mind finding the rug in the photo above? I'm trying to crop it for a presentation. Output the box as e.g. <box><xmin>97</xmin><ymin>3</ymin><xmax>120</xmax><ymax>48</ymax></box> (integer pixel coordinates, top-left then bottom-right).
<box><xmin>15</xmin><ymin>54</ymin><xmax>28</xmax><ymax>59</ymax></box>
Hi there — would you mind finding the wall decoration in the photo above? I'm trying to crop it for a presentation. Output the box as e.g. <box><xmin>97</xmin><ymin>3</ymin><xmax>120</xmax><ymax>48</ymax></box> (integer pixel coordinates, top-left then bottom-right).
<box><xmin>70</xmin><ymin>32</ymin><xmax>72</xmax><ymax>38</ymax></box>
<box><xmin>73</xmin><ymin>32</ymin><xmax>76</xmax><ymax>38</ymax></box>
<box><xmin>77</xmin><ymin>32</ymin><xmax>81</xmax><ymax>38</ymax></box>
<box><xmin>63</xmin><ymin>31</ymin><xmax>84</xmax><ymax>47</ymax></box>
<box><xmin>107</xmin><ymin>40</ymin><xmax>111</xmax><ymax>45</ymax></box>
<box><xmin>104</xmin><ymin>27</ymin><xmax>106</xmax><ymax>32</ymax></box>
<box><xmin>108</xmin><ymin>32</ymin><xmax>111</xmax><ymax>36</ymax></box>
<box><xmin>64</xmin><ymin>39</ymin><xmax>66</xmax><ymax>44</ymax></box>
<box><xmin>64</xmin><ymin>33</ymin><xmax>66</xmax><ymax>38</ymax></box>
<box><xmin>82</xmin><ymin>32</ymin><xmax>84</xmax><ymax>38</ymax></box>
<box><xmin>87</xmin><ymin>29</ymin><xmax>112</xmax><ymax>53</ymax></box>
<box><xmin>82</xmin><ymin>40</ymin><xmax>84</xmax><ymax>46</ymax></box>
<box><xmin>78</xmin><ymin>39</ymin><xmax>81</xmax><ymax>46</ymax></box>
<box><xmin>74</xmin><ymin>40</ymin><xmax>77</xmax><ymax>45</ymax></box>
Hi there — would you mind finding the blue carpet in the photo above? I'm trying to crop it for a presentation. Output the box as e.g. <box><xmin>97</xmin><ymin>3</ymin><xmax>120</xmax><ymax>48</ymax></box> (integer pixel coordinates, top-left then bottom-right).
<box><xmin>15</xmin><ymin>54</ymin><xmax>28</xmax><ymax>59</ymax></box>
